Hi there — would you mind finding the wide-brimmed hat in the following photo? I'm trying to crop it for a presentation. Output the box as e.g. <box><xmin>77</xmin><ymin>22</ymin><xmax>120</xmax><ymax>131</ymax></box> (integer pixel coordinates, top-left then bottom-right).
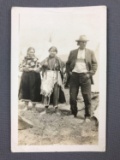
<box><xmin>76</xmin><ymin>35</ymin><xmax>89</xmax><ymax>42</ymax></box>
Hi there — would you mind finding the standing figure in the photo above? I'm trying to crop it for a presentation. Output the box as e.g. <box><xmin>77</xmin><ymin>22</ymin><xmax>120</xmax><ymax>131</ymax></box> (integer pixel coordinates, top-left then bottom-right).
<box><xmin>40</xmin><ymin>46</ymin><xmax>66</xmax><ymax>114</ymax></box>
<box><xmin>19</xmin><ymin>47</ymin><xmax>42</xmax><ymax>108</ymax></box>
<box><xmin>66</xmin><ymin>35</ymin><xmax>97</xmax><ymax>120</ymax></box>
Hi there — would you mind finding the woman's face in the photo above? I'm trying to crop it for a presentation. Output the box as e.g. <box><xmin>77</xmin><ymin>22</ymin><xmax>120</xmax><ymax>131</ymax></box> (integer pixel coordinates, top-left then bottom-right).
<box><xmin>27</xmin><ymin>48</ymin><xmax>35</xmax><ymax>57</ymax></box>
<box><xmin>49</xmin><ymin>49</ymin><xmax>57</xmax><ymax>58</ymax></box>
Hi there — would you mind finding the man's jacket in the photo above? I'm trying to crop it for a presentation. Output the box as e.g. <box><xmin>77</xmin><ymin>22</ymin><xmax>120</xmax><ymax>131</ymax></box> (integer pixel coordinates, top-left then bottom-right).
<box><xmin>66</xmin><ymin>48</ymin><xmax>98</xmax><ymax>84</ymax></box>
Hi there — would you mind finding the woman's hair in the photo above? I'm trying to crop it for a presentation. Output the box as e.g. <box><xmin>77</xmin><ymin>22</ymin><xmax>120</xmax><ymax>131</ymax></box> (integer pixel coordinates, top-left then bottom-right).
<box><xmin>27</xmin><ymin>47</ymin><xmax>35</xmax><ymax>53</ymax></box>
<box><xmin>48</xmin><ymin>46</ymin><xmax>58</xmax><ymax>53</ymax></box>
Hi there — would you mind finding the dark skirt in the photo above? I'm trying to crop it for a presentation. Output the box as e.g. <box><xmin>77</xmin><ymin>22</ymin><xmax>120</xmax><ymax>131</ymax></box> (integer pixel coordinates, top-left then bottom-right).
<box><xmin>50</xmin><ymin>86</ymin><xmax>66</xmax><ymax>104</ymax></box>
<box><xmin>19</xmin><ymin>71</ymin><xmax>42</xmax><ymax>102</ymax></box>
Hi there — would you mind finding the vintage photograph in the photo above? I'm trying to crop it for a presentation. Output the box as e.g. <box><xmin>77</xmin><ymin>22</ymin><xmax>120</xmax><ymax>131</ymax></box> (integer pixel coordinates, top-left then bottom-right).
<box><xmin>11</xmin><ymin>6</ymin><xmax>106</xmax><ymax>152</ymax></box>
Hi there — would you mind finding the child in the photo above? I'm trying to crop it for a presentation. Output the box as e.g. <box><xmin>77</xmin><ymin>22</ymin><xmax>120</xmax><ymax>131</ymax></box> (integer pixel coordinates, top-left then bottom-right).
<box><xmin>40</xmin><ymin>46</ymin><xmax>66</xmax><ymax>114</ymax></box>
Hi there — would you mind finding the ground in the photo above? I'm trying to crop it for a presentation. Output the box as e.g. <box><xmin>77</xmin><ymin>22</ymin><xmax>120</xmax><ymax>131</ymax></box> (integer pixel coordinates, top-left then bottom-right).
<box><xmin>18</xmin><ymin>88</ymin><xmax>99</xmax><ymax>145</ymax></box>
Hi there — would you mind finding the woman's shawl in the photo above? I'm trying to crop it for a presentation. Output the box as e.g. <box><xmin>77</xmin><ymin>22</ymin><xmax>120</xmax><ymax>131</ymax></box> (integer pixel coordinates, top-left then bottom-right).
<box><xmin>40</xmin><ymin>56</ymin><xmax>65</xmax><ymax>97</ymax></box>
<box><xmin>40</xmin><ymin>56</ymin><xmax>65</xmax><ymax>73</ymax></box>
<box><xmin>19</xmin><ymin>56</ymin><xmax>40</xmax><ymax>70</ymax></box>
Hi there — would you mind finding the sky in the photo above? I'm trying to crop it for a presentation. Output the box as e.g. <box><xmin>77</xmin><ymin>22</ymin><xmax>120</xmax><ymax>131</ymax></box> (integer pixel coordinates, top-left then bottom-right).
<box><xmin>18</xmin><ymin>7</ymin><xmax>106</xmax><ymax>91</ymax></box>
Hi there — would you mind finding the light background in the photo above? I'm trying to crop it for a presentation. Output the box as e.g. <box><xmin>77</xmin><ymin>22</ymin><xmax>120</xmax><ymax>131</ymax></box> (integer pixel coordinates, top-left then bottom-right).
<box><xmin>19</xmin><ymin>7</ymin><xmax>101</xmax><ymax>91</ymax></box>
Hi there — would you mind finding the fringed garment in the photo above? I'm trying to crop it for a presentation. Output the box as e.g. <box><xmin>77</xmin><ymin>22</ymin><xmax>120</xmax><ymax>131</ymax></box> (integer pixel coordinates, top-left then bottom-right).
<box><xmin>41</xmin><ymin>56</ymin><xmax>66</xmax><ymax>106</ymax></box>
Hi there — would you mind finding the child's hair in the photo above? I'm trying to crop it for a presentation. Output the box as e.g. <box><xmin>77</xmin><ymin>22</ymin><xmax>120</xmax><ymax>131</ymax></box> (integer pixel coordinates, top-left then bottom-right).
<box><xmin>48</xmin><ymin>46</ymin><xmax>58</xmax><ymax>53</ymax></box>
<box><xmin>27</xmin><ymin>47</ymin><xmax>35</xmax><ymax>53</ymax></box>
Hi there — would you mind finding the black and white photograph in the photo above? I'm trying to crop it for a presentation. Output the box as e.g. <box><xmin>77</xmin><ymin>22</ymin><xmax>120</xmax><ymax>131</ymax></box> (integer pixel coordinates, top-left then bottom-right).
<box><xmin>11</xmin><ymin>6</ymin><xmax>107</xmax><ymax>152</ymax></box>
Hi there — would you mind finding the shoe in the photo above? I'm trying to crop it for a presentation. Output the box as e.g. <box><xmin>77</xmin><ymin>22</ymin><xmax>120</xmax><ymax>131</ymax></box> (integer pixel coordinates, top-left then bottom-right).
<box><xmin>39</xmin><ymin>109</ymin><xmax>49</xmax><ymax>116</ymax></box>
<box><xmin>54</xmin><ymin>106</ymin><xmax>58</xmax><ymax>112</ymax></box>
<box><xmin>45</xmin><ymin>106</ymin><xmax>49</xmax><ymax>109</ymax></box>
<box><xmin>56</xmin><ymin>110</ymin><xmax>61</xmax><ymax>115</ymax></box>
<box><xmin>45</xmin><ymin>106</ymin><xmax>49</xmax><ymax>113</ymax></box>
<box><xmin>85</xmin><ymin>117</ymin><xmax>91</xmax><ymax>123</ymax></box>
<box><xmin>70</xmin><ymin>110</ymin><xmax>77</xmax><ymax>118</ymax></box>
<box><xmin>55</xmin><ymin>107</ymin><xmax>61</xmax><ymax>115</ymax></box>
<box><xmin>74</xmin><ymin>114</ymin><xmax>77</xmax><ymax>118</ymax></box>
<box><xmin>27</xmin><ymin>101</ymin><xmax>33</xmax><ymax>110</ymax></box>
<box><xmin>39</xmin><ymin>106</ymin><xmax>49</xmax><ymax>115</ymax></box>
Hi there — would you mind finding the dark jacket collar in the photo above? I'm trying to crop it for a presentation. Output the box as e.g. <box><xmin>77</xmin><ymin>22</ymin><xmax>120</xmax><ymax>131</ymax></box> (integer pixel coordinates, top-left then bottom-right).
<box><xmin>75</xmin><ymin>48</ymin><xmax>88</xmax><ymax>60</ymax></box>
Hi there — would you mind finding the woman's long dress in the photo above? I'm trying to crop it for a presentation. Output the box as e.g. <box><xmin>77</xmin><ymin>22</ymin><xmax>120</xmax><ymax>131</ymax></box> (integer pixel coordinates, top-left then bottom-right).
<box><xmin>19</xmin><ymin>56</ymin><xmax>42</xmax><ymax>102</ymax></box>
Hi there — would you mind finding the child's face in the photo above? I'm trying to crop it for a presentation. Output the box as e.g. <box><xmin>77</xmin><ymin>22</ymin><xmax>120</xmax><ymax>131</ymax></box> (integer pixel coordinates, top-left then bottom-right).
<box><xmin>49</xmin><ymin>49</ymin><xmax>57</xmax><ymax>58</ymax></box>
<box><xmin>27</xmin><ymin>49</ymin><xmax>35</xmax><ymax>57</ymax></box>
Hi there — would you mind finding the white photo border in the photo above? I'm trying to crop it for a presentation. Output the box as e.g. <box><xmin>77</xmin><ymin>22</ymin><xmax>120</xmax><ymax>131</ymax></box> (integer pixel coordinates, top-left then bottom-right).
<box><xmin>11</xmin><ymin>6</ymin><xmax>107</xmax><ymax>152</ymax></box>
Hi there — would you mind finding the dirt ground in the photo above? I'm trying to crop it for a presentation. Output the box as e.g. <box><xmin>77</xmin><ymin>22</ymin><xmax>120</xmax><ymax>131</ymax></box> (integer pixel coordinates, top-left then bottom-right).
<box><xmin>18</xmin><ymin>88</ymin><xmax>99</xmax><ymax>145</ymax></box>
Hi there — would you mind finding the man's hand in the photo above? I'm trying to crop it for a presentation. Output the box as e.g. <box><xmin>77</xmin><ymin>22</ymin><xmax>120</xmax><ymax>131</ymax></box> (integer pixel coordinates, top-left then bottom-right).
<box><xmin>85</xmin><ymin>73</ymin><xmax>91</xmax><ymax>79</ymax></box>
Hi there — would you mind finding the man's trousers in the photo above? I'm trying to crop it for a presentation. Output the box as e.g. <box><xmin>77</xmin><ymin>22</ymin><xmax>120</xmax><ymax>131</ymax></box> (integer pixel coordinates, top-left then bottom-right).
<box><xmin>70</xmin><ymin>72</ymin><xmax>91</xmax><ymax>117</ymax></box>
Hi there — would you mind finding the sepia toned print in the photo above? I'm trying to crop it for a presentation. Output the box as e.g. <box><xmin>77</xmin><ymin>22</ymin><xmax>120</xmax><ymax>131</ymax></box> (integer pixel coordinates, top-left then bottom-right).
<box><xmin>11</xmin><ymin>6</ymin><xmax>106</xmax><ymax>152</ymax></box>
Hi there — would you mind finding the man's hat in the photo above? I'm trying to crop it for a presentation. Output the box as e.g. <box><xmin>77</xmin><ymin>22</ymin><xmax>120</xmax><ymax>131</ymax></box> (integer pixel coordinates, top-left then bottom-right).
<box><xmin>76</xmin><ymin>35</ymin><xmax>89</xmax><ymax>42</ymax></box>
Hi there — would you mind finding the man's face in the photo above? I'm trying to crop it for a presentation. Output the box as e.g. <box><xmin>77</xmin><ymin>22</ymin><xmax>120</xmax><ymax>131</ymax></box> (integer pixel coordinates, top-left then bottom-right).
<box><xmin>78</xmin><ymin>41</ymin><xmax>87</xmax><ymax>49</ymax></box>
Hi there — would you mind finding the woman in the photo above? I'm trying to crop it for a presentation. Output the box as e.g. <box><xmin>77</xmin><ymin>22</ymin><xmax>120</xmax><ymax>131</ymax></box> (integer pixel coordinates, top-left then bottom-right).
<box><xmin>41</xmin><ymin>46</ymin><xmax>66</xmax><ymax>114</ymax></box>
<box><xmin>19</xmin><ymin>47</ymin><xmax>42</xmax><ymax>108</ymax></box>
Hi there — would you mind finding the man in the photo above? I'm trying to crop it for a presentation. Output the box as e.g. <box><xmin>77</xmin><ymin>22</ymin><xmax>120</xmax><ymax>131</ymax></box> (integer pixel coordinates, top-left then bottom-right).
<box><xmin>66</xmin><ymin>35</ymin><xmax>97</xmax><ymax>121</ymax></box>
